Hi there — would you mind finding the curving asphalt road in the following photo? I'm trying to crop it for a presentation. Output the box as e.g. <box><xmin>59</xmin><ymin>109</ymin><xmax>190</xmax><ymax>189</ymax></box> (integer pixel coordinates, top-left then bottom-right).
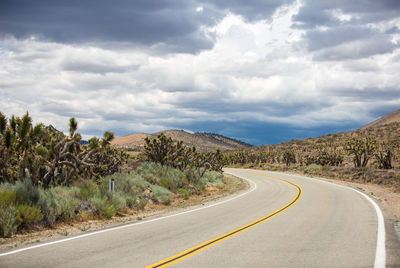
<box><xmin>0</xmin><ymin>169</ymin><xmax>397</xmax><ymax>267</ymax></box>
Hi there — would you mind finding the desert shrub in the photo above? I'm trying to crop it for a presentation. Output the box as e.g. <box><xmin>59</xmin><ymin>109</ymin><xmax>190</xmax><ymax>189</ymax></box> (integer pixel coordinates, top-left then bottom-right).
<box><xmin>195</xmin><ymin>183</ymin><xmax>205</xmax><ymax>192</ymax></box>
<box><xmin>183</xmin><ymin>168</ymin><xmax>200</xmax><ymax>185</ymax></box>
<box><xmin>178</xmin><ymin>188</ymin><xmax>190</xmax><ymax>200</ymax></box>
<box><xmin>89</xmin><ymin>197</ymin><xmax>116</xmax><ymax>219</ymax></box>
<box><xmin>111</xmin><ymin>193</ymin><xmax>127</xmax><ymax>213</ymax></box>
<box><xmin>0</xmin><ymin>203</ymin><xmax>18</xmax><ymax>237</ymax></box>
<box><xmin>137</xmin><ymin>198</ymin><xmax>147</xmax><ymax>210</ymax></box>
<box><xmin>16</xmin><ymin>204</ymin><xmax>43</xmax><ymax>228</ymax></box>
<box><xmin>136</xmin><ymin>162</ymin><xmax>184</xmax><ymax>191</ymax></box>
<box><xmin>202</xmin><ymin>171</ymin><xmax>224</xmax><ymax>187</ymax></box>
<box><xmin>14</xmin><ymin>179</ymin><xmax>40</xmax><ymax>205</ymax></box>
<box><xmin>159</xmin><ymin>178</ymin><xmax>170</xmax><ymax>190</ymax></box>
<box><xmin>104</xmin><ymin>173</ymin><xmax>149</xmax><ymax>196</ymax></box>
<box><xmin>0</xmin><ymin>182</ymin><xmax>13</xmax><ymax>192</ymax></box>
<box><xmin>150</xmin><ymin>185</ymin><xmax>172</xmax><ymax>205</ymax></box>
<box><xmin>37</xmin><ymin>188</ymin><xmax>62</xmax><ymax>227</ymax></box>
<box><xmin>306</xmin><ymin>164</ymin><xmax>322</xmax><ymax>175</ymax></box>
<box><xmin>68</xmin><ymin>186</ymin><xmax>81</xmax><ymax>199</ymax></box>
<box><xmin>58</xmin><ymin>196</ymin><xmax>79</xmax><ymax>222</ymax></box>
<box><xmin>122</xmin><ymin>193</ymin><xmax>137</xmax><ymax>209</ymax></box>
<box><xmin>0</xmin><ymin>189</ymin><xmax>19</xmax><ymax>205</ymax></box>
<box><xmin>79</xmin><ymin>180</ymin><xmax>100</xmax><ymax>201</ymax></box>
<box><xmin>321</xmin><ymin>165</ymin><xmax>331</xmax><ymax>172</ymax></box>
<box><xmin>45</xmin><ymin>187</ymin><xmax>79</xmax><ymax>223</ymax></box>
<box><xmin>135</xmin><ymin>162</ymin><xmax>162</xmax><ymax>185</ymax></box>
<box><xmin>102</xmin><ymin>191</ymin><xmax>127</xmax><ymax>213</ymax></box>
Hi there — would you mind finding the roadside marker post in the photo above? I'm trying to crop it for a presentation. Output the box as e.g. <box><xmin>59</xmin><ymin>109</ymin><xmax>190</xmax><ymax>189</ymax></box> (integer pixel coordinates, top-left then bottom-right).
<box><xmin>109</xmin><ymin>178</ymin><xmax>115</xmax><ymax>192</ymax></box>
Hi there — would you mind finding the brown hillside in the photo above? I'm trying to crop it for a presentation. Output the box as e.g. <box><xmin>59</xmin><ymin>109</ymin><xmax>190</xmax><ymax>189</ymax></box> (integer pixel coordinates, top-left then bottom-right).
<box><xmin>111</xmin><ymin>129</ymin><xmax>252</xmax><ymax>152</ymax></box>
<box><xmin>110</xmin><ymin>133</ymin><xmax>151</xmax><ymax>149</ymax></box>
<box><xmin>361</xmin><ymin>109</ymin><xmax>400</xmax><ymax>129</ymax></box>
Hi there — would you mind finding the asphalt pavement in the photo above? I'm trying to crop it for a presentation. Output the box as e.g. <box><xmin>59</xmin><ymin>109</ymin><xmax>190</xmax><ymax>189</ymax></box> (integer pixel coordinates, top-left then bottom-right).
<box><xmin>0</xmin><ymin>168</ymin><xmax>395</xmax><ymax>267</ymax></box>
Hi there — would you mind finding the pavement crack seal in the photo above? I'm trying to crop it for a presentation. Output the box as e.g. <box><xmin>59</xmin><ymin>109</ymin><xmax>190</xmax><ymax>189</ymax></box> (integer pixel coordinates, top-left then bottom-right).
<box><xmin>146</xmin><ymin>171</ymin><xmax>302</xmax><ymax>268</ymax></box>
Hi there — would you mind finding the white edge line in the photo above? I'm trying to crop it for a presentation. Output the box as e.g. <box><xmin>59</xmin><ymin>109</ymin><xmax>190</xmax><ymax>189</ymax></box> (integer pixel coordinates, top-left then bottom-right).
<box><xmin>0</xmin><ymin>172</ymin><xmax>256</xmax><ymax>257</ymax></box>
<box><xmin>258</xmin><ymin>170</ymin><xmax>386</xmax><ymax>268</ymax></box>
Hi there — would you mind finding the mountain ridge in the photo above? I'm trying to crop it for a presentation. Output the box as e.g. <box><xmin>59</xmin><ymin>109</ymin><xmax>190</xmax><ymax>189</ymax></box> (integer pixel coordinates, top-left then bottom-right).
<box><xmin>111</xmin><ymin>129</ymin><xmax>252</xmax><ymax>152</ymax></box>
<box><xmin>361</xmin><ymin>109</ymin><xmax>400</xmax><ymax>129</ymax></box>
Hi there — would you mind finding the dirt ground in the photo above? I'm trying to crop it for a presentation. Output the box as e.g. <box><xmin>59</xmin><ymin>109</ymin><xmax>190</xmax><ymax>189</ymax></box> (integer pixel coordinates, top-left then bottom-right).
<box><xmin>0</xmin><ymin>174</ymin><xmax>248</xmax><ymax>253</ymax></box>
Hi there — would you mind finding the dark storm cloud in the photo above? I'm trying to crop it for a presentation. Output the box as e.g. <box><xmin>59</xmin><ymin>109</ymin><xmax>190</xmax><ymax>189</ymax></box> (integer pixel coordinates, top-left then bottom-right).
<box><xmin>0</xmin><ymin>0</ymin><xmax>298</xmax><ymax>53</ymax></box>
<box><xmin>0</xmin><ymin>0</ymin><xmax>219</xmax><ymax>53</ymax></box>
<box><xmin>293</xmin><ymin>0</ymin><xmax>400</xmax><ymax>61</ymax></box>
<box><xmin>294</xmin><ymin>0</ymin><xmax>400</xmax><ymax>28</ymax></box>
<box><xmin>205</xmin><ymin>0</ymin><xmax>294</xmax><ymax>21</ymax></box>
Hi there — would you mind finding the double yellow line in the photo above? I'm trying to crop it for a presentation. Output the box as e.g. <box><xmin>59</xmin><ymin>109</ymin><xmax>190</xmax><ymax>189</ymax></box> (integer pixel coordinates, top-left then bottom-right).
<box><xmin>147</xmin><ymin>172</ymin><xmax>302</xmax><ymax>267</ymax></box>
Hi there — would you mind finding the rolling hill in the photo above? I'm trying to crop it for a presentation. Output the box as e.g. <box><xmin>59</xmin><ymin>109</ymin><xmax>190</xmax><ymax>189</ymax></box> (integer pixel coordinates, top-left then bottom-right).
<box><xmin>361</xmin><ymin>109</ymin><xmax>400</xmax><ymax>129</ymax></box>
<box><xmin>111</xmin><ymin>129</ymin><xmax>252</xmax><ymax>152</ymax></box>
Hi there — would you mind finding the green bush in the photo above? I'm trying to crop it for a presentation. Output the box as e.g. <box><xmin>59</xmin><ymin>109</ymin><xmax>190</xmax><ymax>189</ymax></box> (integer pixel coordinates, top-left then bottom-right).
<box><xmin>37</xmin><ymin>188</ymin><xmax>62</xmax><ymax>227</ymax></box>
<box><xmin>89</xmin><ymin>197</ymin><xmax>116</xmax><ymax>219</ymax></box>
<box><xmin>202</xmin><ymin>171</ymin><xmax>224</xmax><ymax>187</ymax></box>
<box><xmin>0</xmin><ymin>203</ymin><xmax>18</xmax><ymax>237</ymax></box>
<box><xmin>59</xmin><ymin>196</ymin><xmax>79</xmax><ymax>222</ymax></box>
<box><xmin>79</xmin><ymin>180</ymin><xmax>100</xmax><ymax>201</ymax></box>
<box><xmin>138</xmin><ymin>197</ymin><xmax>147</xmax><ymax>210</ymax></box>
<box><xmin>183</xmin><ymin>168</ymin><xmax>200</xmax><ymax>185</ymax></box>
<box><xmin>104</xmin><ymin>173</ymin><xmax>149</xmax><ymax>196</ymax></box>
<box><xmin>135</xmin><ymin>162</ymin><xmax>161</xmax><ymax>185</ymax></box>
<box><xmin>15</xmin><ymin>179</ymin><xmax>40</xmax><ymax>205</ymax></box>
<box><xmin>103</xmin><ymin>191</ymin><xmax>127</xmax><ymax>213</ymax></box>
<box><xmin>178</xmin><ymin>188</ymin><xmax>190</xmax><ymax>200</ymax></box>
<box><xmin>16</xmin><ymin>204</ymin><xmax>43</xmax><ymax>228</ymax></box>
<box><xmin>195</xmin><ymin>183</ymin><xmax>205</xmax><ymax>192</ymax></box>
<box><xmin>51</xmin><ymin>187</ymin><xmax>79</xmax><ymax>223</ymax></box>
<box><xmin>306</xmin><ymin>164</ymin><xmax>322</xmax><ymax>175</ymax></box>
<box><xmin>122</xmin><ymin>193</ymin><xmax>137</xmax><ymax>209</ymax></box>
<box><xmin>0</xmin><ymin>189</ymin><xmax>19</xmax><ymax>205</ymax></box>
<box><xmin>150</xmin><ymin>185</ymin><xmax>172</xmax><ymax>205</ymax></box>
<box><xmin>137</xmin><ymin>162</ymin><xmax>184</xmax><ymax>191</ymax></box>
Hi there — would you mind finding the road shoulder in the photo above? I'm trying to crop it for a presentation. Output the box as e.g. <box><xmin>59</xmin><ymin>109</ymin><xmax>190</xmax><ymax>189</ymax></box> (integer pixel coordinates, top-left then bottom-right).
<box><xmin>0</xmin><ymin>174</ymin><xmax>249</xmax><ymax>254</ymax></box>
<box><xmin>284</xmin><ymin>171</ymin><xmax>400</xmax><ymax>266</ymax></box>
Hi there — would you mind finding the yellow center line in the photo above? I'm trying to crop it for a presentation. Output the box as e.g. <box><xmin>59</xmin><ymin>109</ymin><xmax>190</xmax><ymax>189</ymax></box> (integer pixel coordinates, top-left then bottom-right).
<box><xmin>146</xmin><ymin>171</ymin><xmax>302</xmax><ymax>268</ymax></box>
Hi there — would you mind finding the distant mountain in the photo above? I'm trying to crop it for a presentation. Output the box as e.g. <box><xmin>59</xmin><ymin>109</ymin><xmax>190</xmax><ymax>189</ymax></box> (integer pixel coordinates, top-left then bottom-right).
<box><xmin>111</xmin><ymin>129</ymin><xmax>252</xmax><ymax>152</ymax></box>
<box><xmin>45</xmin><ymin>125</ymin><xmax>59</xmax><ymax>132</ymax></box>
<box><xmin>361</xmin><ymin>109</ymin><xmax>400</xmax><ymax>129</ymax></box>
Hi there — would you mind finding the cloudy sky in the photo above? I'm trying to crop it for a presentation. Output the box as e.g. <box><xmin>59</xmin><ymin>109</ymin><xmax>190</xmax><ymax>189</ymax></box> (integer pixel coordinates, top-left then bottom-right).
<box><xmin>0</xmin><ymin>0</ymin><xmax>399</xmax><ymax>145</ymax></box>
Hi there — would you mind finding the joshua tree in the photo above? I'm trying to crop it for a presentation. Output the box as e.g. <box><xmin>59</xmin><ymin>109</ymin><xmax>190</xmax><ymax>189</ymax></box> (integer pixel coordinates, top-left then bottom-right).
<box><xmin>375</xmin><ymin>140</ymin><xmax>398</xmax><ymax>169</ymax></box>
<box><xmin>0</xmin><ymin>112</ymin><xmax>125</xmax><ymax>187</ymax></box>
<box><xmin>282</xmin><ymin>150</ymin><xmax>296</xmax><ymax>167</ymax></box>
<box><xmin>346</xmin><ymin>137</ymin><xmax>376</xmax><ymax>168</ymax></box>
<box><xmin>143</xmin><ymin>133</ymin><xmax>185</xmax><ymax>167</ymax></box>
<box><xmin>143</xmin><ymin>133</ymin><xmax>224</xmax><ymax>176</ymax></box>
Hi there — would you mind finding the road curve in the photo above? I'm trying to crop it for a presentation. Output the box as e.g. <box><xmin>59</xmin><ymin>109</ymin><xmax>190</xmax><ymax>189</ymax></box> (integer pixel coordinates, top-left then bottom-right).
<box><xmin>0</xmin><ymin>169</ymin><xmax>389</xmax><ymax>267</ymax></box>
